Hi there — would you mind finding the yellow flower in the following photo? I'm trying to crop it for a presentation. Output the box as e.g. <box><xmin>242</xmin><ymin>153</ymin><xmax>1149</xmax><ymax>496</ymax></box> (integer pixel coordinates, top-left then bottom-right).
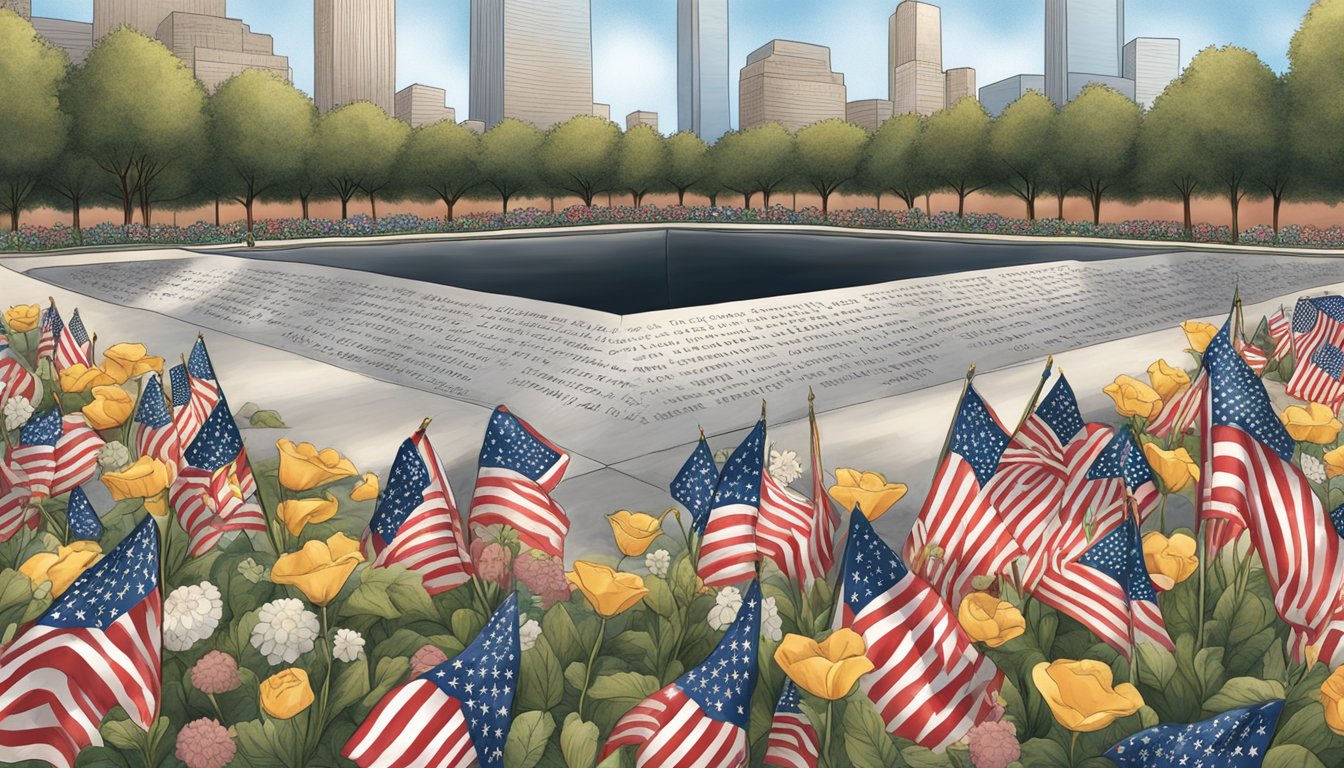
<box><xmin>4</xmin><ymin>304</ymin><xmax>40</xmax><ymax>332</ymax></box>
<box><xmin>276</xmin><ymin>494</ymin><xmax>340</xmax><ymax>537</ymax></box>
<box><xmin>82</xmin><ymin>385</ymin><xmax>134</xmax><ymax>430</ymax></box>
<box><xmin>566</xmin><ymin>561</ymin><xmax>648</xmax><ymax>618</ymax></box>
<box><xmin>607</xmin><ymin>510</ymin><xmax>666</xmax><ymax>557</ymax></box>
<box><xmin>99</xmin><ymin>343</ymin><xmax>164</xmax><ymax>384</ymax></box>
<box><xmin>1280</xmin><ymin>403</ymin><xmax>1342</xmax><ymax>445</ymax></box>
<box><xmin>19</xmin><ymin>542</ymin><xmax>102</xmax><ymax>597</ymax></box>
<box><xmin>957</xmin><ymin>593</ymin><xmax>1026</xmax><ymax>648</ymax></box>
<box><xmin>1142</xmin><ymin>532</ymin><xmax>1198</xmax><ymax>591</ymax></box>
<box><xmin>828</xmin><ymin>469</ymin><xmax>907</xmax><ymax>521</ymax></box>
<box><xmin>774</xmin><ymin>629</ymin><xmax>876</xmax><ymax>700</ymax></box>
<box><xmin>101</xmin><ymin>456</ymin><xmax>177</xmax><ymax>517</ymax></box>
<box><xmin>1325</xmin><ymin>446</ymin><xmax>1344</xmax><ymax>479</ymax></box>
<box><xmin>1147</xmin><ymin>360</ymin><xmax>1191</xmax><ymax>403</ymax></box>
<box><xmin>350</xmin><ymin>473</ymin><xmax>380</xmax><ymax>501</ymax></box>
<box><xmin>270</xmin><ymin>533</ymin><xmax>365</xmax><ymax>606</ymax></box>
<box><xmin>1104</xmin><ymin>376</ymin><xmax>1164</xmax><ymax>420</ymax></box>
<box><xmin>1181</xmin><ymin>321</ymin><xmax>1219</xmax><ymax>354</ymax></box>
<box><xmin>59</xmin><ymin>364</ymin><xmax>116</xmax><ymax>393</ymax></box>
<box><xmin>260</xmin><ymin>668</ymin><xmax>315</xmax><ymax>719</ymax></box>
<box><xmin>1032</xmin><ymin>659</ymin><xmax>1144</xmax><ymax>732</ymax></box>
<box><xmin>277</xmin><ymin>439</ymin><xmax>359</xmax><ymax>491</ymax></box>
<box><xmin>1142</xmin><ymin>443</ymin><xmax>1200</xmax><ymax>493</ymax></box>
<box><xmin>1323</xmin><ymin>667</ymin><xmax>1344</xmax><ymax>736</ymax></box>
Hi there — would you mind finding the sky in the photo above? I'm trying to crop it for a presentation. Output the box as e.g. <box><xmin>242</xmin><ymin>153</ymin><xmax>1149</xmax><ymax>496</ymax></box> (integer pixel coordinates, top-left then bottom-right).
<box><xmin>33</xmin><ymin>0</ymin><xmax>1315</xmax><ymax>132</ymax></box>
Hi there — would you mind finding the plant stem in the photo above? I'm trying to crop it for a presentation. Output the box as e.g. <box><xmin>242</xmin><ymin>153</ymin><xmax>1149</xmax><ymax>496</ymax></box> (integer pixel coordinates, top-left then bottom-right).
<box><xmin>577</xmin><ymin>616</ymin><xmax>607</xmax><ymax>720</ymax></box>
<box><xmin>1070</xmin><ymin>731</ymin><xmax>1079</xmax><ymax>767</ymax></box>
<box><xmin>1157</xmin><ymin>493</ymin><xmax>1169</xmax><ymax>534</ymax></box>
<box><xmin>209</xmin><ymin>692</ymin><xmax>225</xmax><ymax>723</ymax></box>
<box><xmin>825</xmin><ymin>700</ymin><xmax>838</xmax><ymax>768</ymax></box>
<box><xmin>1196</xmin><ymin>526</ymin><xmax>1207</xmax><ymax>648</ymax></box>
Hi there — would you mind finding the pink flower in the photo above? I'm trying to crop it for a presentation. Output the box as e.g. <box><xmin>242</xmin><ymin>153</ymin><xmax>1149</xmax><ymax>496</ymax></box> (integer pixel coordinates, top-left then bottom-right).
<box><xmin>474</xmin><ymin>542</ymin><xmax>509</xmax><ymax>586</ymax></box>
<box><xmin>410</xmin><ymin>644</ymin><xmax>449</xmax><ymax>677</ymax></box>
<box><xmin>190</xmin><ymin>651</ymin><xmax>240</xmax><ymax>695</ymax></box>
<box><xmin>967</xmin><ymin>720</ymin><xmax>1019</xmax><ymax>768</ymax></box>
<box><xmin>175</xmin><ymin>718</ymin><xmax>235</xmax><ymax>768</ymax></box>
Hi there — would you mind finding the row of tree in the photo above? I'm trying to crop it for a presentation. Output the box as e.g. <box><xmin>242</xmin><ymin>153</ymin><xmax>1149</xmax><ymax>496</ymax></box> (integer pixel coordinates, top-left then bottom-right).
<box><xmin>2</xmin><ymin>2</ymin><xmax>1343</xmax><ymax>242</ymax></box>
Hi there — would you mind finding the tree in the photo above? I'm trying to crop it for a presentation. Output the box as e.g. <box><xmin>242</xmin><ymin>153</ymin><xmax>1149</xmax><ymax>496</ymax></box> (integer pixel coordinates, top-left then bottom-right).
<box><xmin>1288</xmin><ymin>0</ymin><xmax>1344</xmax><ymax>209</ymax></box>
<box><xmin>1137</xmin><ymin>74</ymin><xmax>1204</xmax><ymax>234</ymax></box>
<box><xmin>1257</xmin><ymin>76</ymin><xmax>1294</xmax><ymax>237</ymax></box>
<box><xmin>311</xmin><ymin>102</ymin><xmax>407</xmax><ymax>219</ymax></box>
<box><xmin>64</xmin><ymin>29</ymin><xmax>205</xmax><ymax>225</ymax></box>
<box><xmin>713</xmin><ymin>124</ymin><xmax>794</xmax><ymax>207</ymax></box>
<box><xmin>1055</xmin><ymin>85</ymin><xmax>1141</xmax><ymax>224</ymax></box>
<box><xmin>206</xmin><ymin>70</ymin><xmax>316</xmax><ymax>230</ymax></box>
<box><xmin>617</xmin><ymin>125</ymin><xmax>668</xmax><ymax>207</ymax></box>
<box><xmin>917</xmin><ymin>99</ymin><xmax>993</xmax><ymax>217</ymax></box>
<box><xmin>541</xmin><ymin>115</ymin><xmax>621</xmax><ymax>206</ymax></box>
<box><xmin>40</xmin><ymin>152</ymin><xmax>102</xmax><ymax>235</ymax></box>
<box><xmin>859</xmin><ymin>114</ymin><xmax>927</xmax><ymax>210</ymax></box>
<box><xmin>663</xmin><ymin>132</ymin><xmax>709</xmax><ymax>205</ymax></box>
<box><xmin>794</xmin><ymin>119</ymin><xmax>869</xmax><ymax>215</ymax></box>
<box><xmin>989</xmin><ymin>92</ymin><xmax>1056</xmax><ymax>220</ymax></box>
<box><xmin>0</xmin><ymin>12</ymin><xmax>67</xmax><ymax>231</ymax></box>
<box><xmin>398</xmin><ymin>121</ymin><xmax>483</xmax><ymax>220</ymax></box>
<box><xmin>479</xmin><ymin>118</ymin><xmax>544</xmax><ymax>212</ymax></box>
<box><xmin>356</xmin><ymin>111</ymin><xmax>410</xmax><ymax>220</ymax></box>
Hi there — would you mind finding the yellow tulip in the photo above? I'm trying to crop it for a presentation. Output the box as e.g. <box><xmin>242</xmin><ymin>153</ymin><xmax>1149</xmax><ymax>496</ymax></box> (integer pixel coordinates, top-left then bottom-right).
<box><xmin>1032</xmin><ymin>659</ymin><xmax>1144</xmax><ymax>732</ymax></box>
<box><xmin>4</xmin><ymin>304</ymin><xmax>41</xmax><ymax>332</ymax></box>
<box><xmin>1181</xmin><ymin>321</ymin><xmax>1219</xmax><ymax>354</ymax></box>
<box><xmin>774</xmin><ymin>629</ymin><xmax>876</xmax><ymax>701</ymax></box>
<box><xmin>566</xmin><ymin>561</ymin><xmax>648</xmax><ymax>618</ymax></box>
<box><xmin>99</xmin><ymin>343</ymin><xmax>164</xmax><ymax>384</ymax></box>
<box><xmin>1146</xmin><ymin>360</ymin><xmax>1191</xmax><ymax>403</ymax></box>
<box><xmin>101</xmin><ymin>456</ymin><xmax>177</xmax><ymax>518</ymax></box>
<box><xmin>81</xmin><ymin>385</ymin><xmax>134</xmax><ymax>430</ymax></box>
<box><xmin>1142</xmin><ymin>443</ymin><xmax>1200</xmax><ymax>493</ymax></box>
<box><xmin>607</xmin><ymin>510</ymin><xmax>666</xmax><ymax>557</ymax></box>
<box><xmin>19</xmin><ymin>541</ymin><xmax>102</xmax><ymax>597</ymax></box>
<box><xmin>1280</xmin><ymin>403</ymin><xmax>1342</xmax><ymax>445</ymax></box>
<box><xmin>1104</xmin><ymin>376</ymin><xmax>1164</xmax><ymax>420</ymax></box>
<box><xmin>277</xmin><ymin>439</ymin><xmax>359</xmax><ymax>491</ymax></box>
<box><xmin>259</xmin><ymin>668</ymin><xmax>315</xmax><ymax>719</ymax></box>
<box><xmin>1323</xmin><ymin>667</ymin><xmax>1344</xmax><ymax>736</ymax></box>
<box><xmin>1325</xmin><ymin>446</ymin><xmax>1344</xmax><ymax>479</ymax></box>
<box><xmin>276</xmin><ymin>494</ymin><xmax>340</xmax><ymax>536</ymax></box>
<box><xmin>828</xmin><ymin>468</ymin><xmax>907</xmax><ymax>521</ymax></box>
<box><xmin>350</xmin><ymin>473</ymin><xmax>380</xmax><ymax>502</ymax></box>
<box><xmin>957</xmin><ymin>592</ymin><xmax>1026</xmax><ymax>648</ymax></box>
<box><xmin>1142</xmin><ymin>532</ymin><xmax>1198</xmax><ymax>591</ymax></box>
<box><xmin>59</xmin><ymin>364</ymin><xmax>116</xmax><ymax>394</ymax></box>
<box><xmin>270</xmin><ymin>533</ymin><xmax>365</xmax><ymax>606</ymax></box>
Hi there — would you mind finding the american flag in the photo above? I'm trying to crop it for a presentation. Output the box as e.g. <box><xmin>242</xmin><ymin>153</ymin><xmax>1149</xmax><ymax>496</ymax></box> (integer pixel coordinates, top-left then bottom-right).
<box><xmin>469</xmin><ymin>407</ymin><xmax>570</xmax><ymax>558</ymax></box>
<box><xmin>762</xmin><ymin>680</ymin><xmax>819</xmax><ymax>768</ymax></box>
<box><xmin>184</xmin><ymin>338</ymin><xmax>254</xmax><ymax>494</ymax></box>
<box><xmin>11</xmin><ymin>408</ymin><xmax>60</xmax><ymax>500</ymax></box>
<box><xmin>1148</xmin><ymin>369</ymin><xmax>1206</xmax><ymax>440</ymax></box>
<box><xmin>1287</xmin><ymin>296</ymin><xmax>1344</xmax><ymax>409</ymax></box>
<box><xmin>1236</xmin><ymin>338</ymin><xmax>1269</xmax><ymax>377</ymax></box>
<box><xmin>671</xmin><ymin>436</ymin><xmax>718</xmax><ymax>535</ymax></box>
<box><xmin>65</xmin><ymin>486</ymin><xmax>103</xmax><ymax>541</ymax></box>
<box><xmin>173</xmin><ymin>398</ymin><xmax>267</xmax><ymax>556</ymax></box>
<box><xmin>0</xmin><ymin>514</ymin><xmax>161</xmax><ymax>768</ymax></box>
<box><xmin>806</xmin><ymin>395</ymin><xmax>840</xmax><ymax>589</ymax></box>
<box><xmin>344</xmin><ymin>593</ymin><xmax>520</xmax><ymax>768</ymax></box>
<box><xmin>1267</xmin><ymin>308</ymin><xmax>1293</xmax><ymax>364</ymax></box>
<box><xmin>366</xmin><ymin>427</ymin><xmax>473</xmax><ymax>594</ymax></box>
<box><xmin>134</xmin><ymin>374</ymin><xmax>182</xmax><ymax>468</ymax></box>
<box><xmin>51</xmin><ymin>414</ymin><xmax>105</xmax><ymax>498</ymax></box>
<box><xmin>35</xmin><ymin>305</ymin><xmax>61</xmax><ymax>361</ymax></box>
<box><xmin>0</xmin><ymin>353</ymin><xmax>38</xmax><ymax>403</ymax></box>
<box><xmin>757</xmin><ymin>466</ymin><xmax>814</xmax><ymax>586</ymax></box>
<box><xmin>697</xmin><ymin>419</ymin><xmax>765</xmax><ymax>587</ymax></box>
<box><xmin>837</xmin><ymin>509</ymin><xmax>1000</xmax><ymax>750</ymax></box>
<box><xmin>603</xmin><ymin>581</ymin><xmax>760</xmax><ymax>767</ymax></box>
<box><xmin>0</xmin><ymin>461</ymin><xmax>35</xmax><ymax>542</ymax></box>
<box><xmin>54</xmin><ymin>309</ymin><xmax>92</xmax><ymax>372</ymax></box>
<box><xmin>905</xmin><ymin>384</ymin><xmax>1024</xmax><ymax>609</ymax></box>
<box><xmin>1106</xmin><ymin>699</ymin><xmax>1283</xmax><ymax>768</ymax></box>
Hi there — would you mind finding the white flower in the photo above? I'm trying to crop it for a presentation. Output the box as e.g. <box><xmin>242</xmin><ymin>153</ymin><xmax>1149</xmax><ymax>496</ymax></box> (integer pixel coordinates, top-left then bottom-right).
<box><xmin>163</xmin><ymin>582</ymin><xmax>223</xmax><ymax>652</ymax></box>
<box><xmin>237</xmin><ymin>557</ymin><xmax>266</xmax><ymax>584</ymax></box>
<box><xmin>708</xmin><ymin>586</ymin><xmax>743</xmax><ymax>630</ymax></box>
<box><xmin>519</xmin><ymin>616</ymin><xmax>542</xmax><ymax>651</ymax></box>
<box><xmin>761</xmin><ymin>596</ymin><xmax>783</xmax><ymax>642</ymax></box>
<box><xmin>250</xmin><ymin>598</ymin><xmax>319</xmax><ymax>665</ymax></box>
<box><xmin>713</xmin><ymin>448</ymin><xmax>732</xmax><ymax>466</ymax></box>
<box><xmin>769</xmin><ymin>449</ymin><xmax>803</xmax><ymax>485</ymax></box>
<box><xmin>332</xmin><ymin>628</ymin><xmax>365</xmax><ymax>662</ymax></box>
<box><xmin>646</xmin><ymin>549</ymin><xmax>671</xmax><ymax>578</ymax></box>
<box><xmin>1302</xmin><ymin>453</ymin><xmax>1327</xmax><ymax>485</ymax></box>
<box><xmin>3</xmin><ymin>397</ymin><xmax>33</xmax><ymax>432</ymax></box>
<box><xmin>97</xmin><ymin>441</ymin><xmax>130</xmax><ymax>470</ymax></box>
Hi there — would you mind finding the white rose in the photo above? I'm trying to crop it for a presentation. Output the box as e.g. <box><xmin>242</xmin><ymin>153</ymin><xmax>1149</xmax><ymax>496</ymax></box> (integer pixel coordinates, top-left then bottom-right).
<box><xmin>3</xmin><ymin>397</ymin><xmax>33</xmax><ymax>432</ymax></box>
<box><xmin>707</xmin><ymin>586</ymin><xmax>743</xmax><ymax>630</ymax></box>
<box><xmin>97</xmin><ymin>441</ymin><xmax>130</xmax><ymax>471</ymax></box>
<box><xmin>1302</xmin><ymin>453</ymin><xmax>1327</xmax><ymax>485</ymax></box>
<box><xmin>250</xmin><ymin>598</ymin><xmax>319</xmax><ymax>665</ymax></box>
<box><xmin>163</xmin><ymin>582</ymin><xmax>224</xmax><ymax>652</ymax></box>
<box><xmin>519</xmin><ymin>616</ymin><xmax>542</xmax><ymax>651</ymax></box>
<box><xmin>761</xmin><ymin>596</ymin><xmax>783</xmax><ymax>643</ymax></box>
<box><xmin>645</xmin><ymin>549</ymin><xmax>671</xmax><ymax>578</ymax></box>
<box><xmin>332</xmin><ymin>628</ymin><xmax>366</xmax><ymax>662</ymax></box>
<box><xmin>768</xmin><ymin>449</ymin><xmax>803</xmax><ymax>485</ymax></box>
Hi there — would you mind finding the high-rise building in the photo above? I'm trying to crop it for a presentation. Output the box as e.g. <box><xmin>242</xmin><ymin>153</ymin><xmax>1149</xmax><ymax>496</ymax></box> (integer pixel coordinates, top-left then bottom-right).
<box><xmin>592</xmin><ymin>103</ymin><xmax>610</xmax><ymax>120</ymax></box>
<box><xmin>944</xmin><ymin>67</ymin><xmax>976</xmax><ymax>107</ymax></box>
<box><xmin>1</xmin><ymin>1</ymin><xmax>30</xmax><ymax>19</ymax></box>
<box><xmin>156</xmin><ymin>12</ymin><xmax>290</xmax><ymax>91</ymax></box>
<box><xmin>739</xmin><ymin>40</ymin><xmax>846</xmax><ymax>132</ymax></box>
<box><xmin>677</xmin><ymin>0</ymin><xmax>731</xmax><ymax>141</ymax></box>
<box><xmin>92</xmin><ymin>0</ymin><xmax>224</xmax><ymax>40</ymax></box>
<box><xmin>846</xmin><ymin>99</ymin><xmax>894</xmax><ymax>131</ymax></box>
<box><xmin>395</xmin><ymin>84</ymin><xmax>455</xmax><ymax>128</ymax></box>
<box><xmin>470</xmin><ymin>0</ymin><xmax>594</xmax><ymax>130</ymax></box>
<box><xmin>1124</xmin><ymin>37</ymin><xmax>1179</xmax><ymax>109</ymax></box>
<box><xmin>1045</xmin><ymin>0</ymin><xmax>1125</xmax><ymax>106</ymax></box>
<box><xmin>889</xmin><ymin>0</ymin><xmax>944</xmax><ymax>116</ymax></box>
<box><xmin>314</xmin><ymin>0</ymin><xmax>396</xmax><ymax>114</ymax></box>
<box><xmin>31</xmin><ymin>17</ymin><xmax>94</xmax><ymax>64</ymax></box>
<box><xmin>978</xmin><ymin>74</ymin><xmax>1046</xmax><ymax>116</ymax></box>
<box><xmin>626</xmin><ymin>111</ymin><xmax>659</xmax><ymax>131</ymax></box>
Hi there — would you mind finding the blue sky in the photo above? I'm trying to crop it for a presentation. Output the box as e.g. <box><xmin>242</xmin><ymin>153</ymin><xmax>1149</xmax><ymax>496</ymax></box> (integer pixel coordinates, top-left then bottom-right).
<box><xmin>34</xmin><ymin>0</ymin><xmax>1314</xmax><ymax>131</ymax></box>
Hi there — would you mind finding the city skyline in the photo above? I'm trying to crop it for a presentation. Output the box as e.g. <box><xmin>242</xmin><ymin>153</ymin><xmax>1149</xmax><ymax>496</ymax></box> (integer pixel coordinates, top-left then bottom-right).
<box><xmin>30</xmin><ymin>0</ymin><xmax>1313</xmax><ymax>132</ymax></box>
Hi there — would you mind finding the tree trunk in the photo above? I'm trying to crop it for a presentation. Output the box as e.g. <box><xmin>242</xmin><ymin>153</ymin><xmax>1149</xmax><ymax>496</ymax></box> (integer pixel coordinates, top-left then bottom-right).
<box><xmin>634</xmin><ymin>192</ymin><xmax>645</xmax><ymax>207</ymax></box>
<box><xmin>1026</xmin><ymin>195</ymin><xmax>1036</xmax><ymax>220</ymax></box>
<box><xmin>341</xmin><ymin>196</ymin><xmax>349</xmax><ymax>219</ymax></box>
<box><xmin>1056</xmin><ymin>192</ymin><xmax>1065</xmax><ymax>220</ymax></box>
<box><xmin>1229</xmin><ymin>189</ymin><xmax>1240</xmax><ymax>244</ymax></box>
<box><xmin>957</xmin><ymin>191</ymin><xmax>966</xmax><ymax>219</ymax></box>
<box><xmin>606</xmin><ymin>192</ymin><xmax>613</xmax><ymax>207</ymax></box>
<box><xmin>1182</xmin><ymin>193</ymin><xmax>1192</xmax><ymax>236</ymax></box>
<box><xmin>445</xmin><ymin>198</ymin><xmax>456</xmax><ymax>220</ymax></box>
<box><xmin>876</xmin><ymin>192</ymin><xmax>881</xmax><ymax>212</ymax></box>
<box><xmin>1090</xmin><ymin>190</ymin><xmax>1102</xmax><ymax>225</ymax></box>
<box><xmin>300</xmin><ymin>194</ymin><xmax>311</xmax><ymax>220</ymax></box>
<box><xmin>742</xmin><ymin>191</ymin><xmax>752</xmax><ymax>208</ymax></box>
<box><xmin>501</xmin><ymin>194</ymin><xmax>510</xmax><ymax>213</ymax></box>
<box><xmin>245</xmin><ymin>197</ymin><xmax>255</xmax><ymax>231</ymax></box>
<box><xmin>677</xmin><ymin>189</ymin><xmax>686</xmax><ymax>205</ymax></box>
<box><xmin>370</xmin><ymin>192</ymin><xmax>378</xmax><ymax>221</ymax></box>
<box><xmin>708</xmin><ymin>192</ymin><xmax>718</xmax><ymax>206</ymax></box>
<box><xmin>1272</xmin><ymin>193</ymin><xmax>1283</xmax><ymax>236</ymax></box>
<box><xmin>821</xmin><ymin>192</ymin><xmax>829</xmax><ymax>216</ymax></box>
<box><xmin>214</xmin><ymin>198</ymin><xmax>220</xmax><ymax>227</ymax></box>
<box><xmin>71</xmin><ymin>201</ymin><xmax>81</xmax><ymax>233</ymax></box>
<box><xmin>140</xmin><ymin>197</ymin><xmax>152</xmax><ymax>227</ymax></box>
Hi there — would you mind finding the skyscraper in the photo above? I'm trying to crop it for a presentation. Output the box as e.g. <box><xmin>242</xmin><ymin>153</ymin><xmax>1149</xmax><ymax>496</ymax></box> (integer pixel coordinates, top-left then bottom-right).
<box><xmin>314</xmin><ymin>0</ymin><xmax>396</xmax><ymax>114</ymax></box>
<box><xmin>678</xmin><ymin>0</ymin><xmax>731</xmax><ymax>141</ymax></box>
<box><xmin>0</xmin><ymin>1</ymin><xmax>31</xmax><ymax>19</ymax></box>
<box><xmin>156</xmin><ymin>12</ymin><xmax>290</xmax><ymax>91</ymax></box>
<box><xmin>889</xmin><ymin>0</ymin><xmax>944</xmax><ymax>116</ymax></box>
<box><xmin>92</xmin><ymin>0</ymin><xmax>224</xmax><ymax>40</ymax></box>
<box><xmin>1124</xmin><ymin>37</ymin><xmax>1180</xmax><ymax>109</ymax></box>
<box><xmin>1045</xmin><ymin>0</ymin><xmax>1125</xmax><ymax>105</ymax></box>
<box><xmin>944</xmin><ymin>67</ymin><xmax>976</xmax><ymax>108</ymax></box>
<box><xmin>739</xmin><ymin>40</ymin><xmax>846</xmax><ymax>132</ymax></box>
<box><xmin>470</xmin><ymin>0</ymin><xmax>594</xmax><ymax>130</ymax></box>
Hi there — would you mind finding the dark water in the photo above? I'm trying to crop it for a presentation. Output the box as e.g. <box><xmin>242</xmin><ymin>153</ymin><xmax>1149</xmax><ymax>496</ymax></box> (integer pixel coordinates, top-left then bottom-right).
<box><xmin>220</xmin><ymin>228</ymin><xmax>1167</xmax><ymax>315</ymax></box>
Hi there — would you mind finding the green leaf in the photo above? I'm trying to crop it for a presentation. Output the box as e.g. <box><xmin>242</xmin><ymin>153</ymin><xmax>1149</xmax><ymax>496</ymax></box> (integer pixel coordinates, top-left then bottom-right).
<box><xmin>901</xmin><ymin>745</ymin><xmax>953</xmax><ymax>767</ymax></box>
<box><xmin>1263</xmin><ymin>744</ymin><xmax>1328</xmax><ymax>768</ymax></box>
<box><xmin>1274</xmin><ymin>703</ymin><xmax>1333</xmax><ymax>755</ymax></box>
<box><xmin>1136</xmin><ymin>642</ymin><xmax>1176</xmax><ymax>689</ymax></box>
<box><xmin>544</xmin><ymin>603</ymin><xmax>587</xmax><ymax>665</ymax></box>
<box><xmin>585</xmin><ymin>672</ymin><xmax>660</xmax><ymax>709</ymax></box>
<box><xmin>565</xmin><ymin>662</ymin><xmax>588</xmax><ymax>693</ymax></box>
<box><xmin>249</xmin><ymin>409</ymin><xmax>288</xmax><ymax>428</ymax></box>
<box><xmin>503</xmin><ymin>711</ymin><xmax>555</xmax><ymax>768</ymax></box>
<box><xmin>1202</xmin><ymin>676</ymin><xmax>1284</xmax><ymax>715</ymax></box>
<box><xmin>99</xmin><ymin>717</ymin><xmax>146</xmax><ymax>752</ymax></box>
<box><xmin>328</xmin><ymin>659</ymin><xmax>373</xmax><ymax>718</ymax></box>
<box><xmin>1017</xmin><ymin>738</ymin><xmax>1071</xmax><ymax>768</ymax></box>
<box><xmin>361</xmin><ymin>656</ymin><xmax>412</xmax><ymax>710</ymax></box>
<box><xmin>452</xmin><ymin>608</ymin><xmax>486</xmax><ymax>644</ymax></box>
<box><xmin>643</xmin><ymin>575</ymin><xmax>675</xmax><ymax>619</ymax></box>
<box><xmin>607</xmin><ymin>630</ymin><xmax>659</xmax><ymax>674</ymax></box>
<box><xmin>1194</xmin><ymin>647</ymin><xmax>1227</xmax><ymax>699</ymax></box>
<box><xmin>518</xmin><ymin>636</ymin><xmax>565</xmax><ymax>712</ymax></box>
<box><xmin>561</xmin><ymin>713</ymin><xmax>600</xmax><ymax>768</ymax></box>
<box><xmin>338</xmin><ymin>565</ymin><xmax>437</xmax><ymax>623</ymax></box>
<box><xmin>845</xmin><ymin>697</ymin><xmax>899</xmax><ymax>767</ymax></box>
<box><xmin>1138</xmin><ymin>706</ymin><xmax>1160</xmax><ymax>729</ymax></box>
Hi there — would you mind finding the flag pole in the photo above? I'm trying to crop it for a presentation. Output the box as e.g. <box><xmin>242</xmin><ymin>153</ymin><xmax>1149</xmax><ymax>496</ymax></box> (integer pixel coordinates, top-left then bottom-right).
<box><xmin>1011</xmin><ymin>356</ymin><xmax>1054</xmax><ymax>438</ymax></box>
<box><xmin>937</xmin><ymin>365</ymin><xmax>977</xmax><ymax>463</ymax></box>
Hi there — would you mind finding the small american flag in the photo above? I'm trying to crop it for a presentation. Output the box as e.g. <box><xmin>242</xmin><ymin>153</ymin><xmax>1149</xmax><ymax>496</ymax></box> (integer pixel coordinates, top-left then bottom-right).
<box><xmin>603</xmin><ymin>581</ymin><xmax>760</xmax><ymax>767</ymax></box>
<box><xmin>65</xmin><ymin>486</ymin><xmax>103</xmax><ymax>541</ymax></box>
<box><xmin>1106</xmin><ymin>699</ymin><xmax>1283</xmax><ymax>768</ymax></box>
<box><xmin>168</xmin><ymin>362</ymin><xmax>217</xmax><ymax>453</ymax></box>
<box><xmin>344</xmin><ymin>593</ymin><xmax>520</xmax><ymax>768</ymax></box>
<box><xmin>1267</xmin><ymin>308</ymin><xmax>1293</xmax><ymax>364</ymax></box>
<box><xmin>0</xmin><ymin>460</ymin><xmax>35</xmax><ymax>542</ymax></box>
<box><xmin>469</xmin><ymin>406</ymin><xmax>570</xmax><ymax>558</ymax></box>
<box><xmin>1287</xmin><ymin>296</ymin><xmax>1344</xmax><ymax>410</ymax></box>
<box><xmin>1148</xmin><ymin>369</ymin><xmax>1205</xmax><ymax>440</ymax></box>
<box><xmin>185</xmin><ymin>338</ymin><xmax>256</xmax><ymax>498</ymax></box>
<box><xmin>51</xmin><ymin>414</ymin><xmax>105</xmax><ymax>498</ymax></box>
<box><xmin>54</xmin><ymin>309</ymin><xmax>92</xmax><ymax>372</ymax></box>
<box><xmin>762</xmin><ymin>680</ymin><xmax>819</xmax><ymax>768</ymax></box>
<box><xmin>757</xmin><ymin>467</ymin><xmax>813</xmax><ymax>586</ymax></box>
<box><xmin>0</xmin><ymin>514</ymin><xmax>161</xmax><ymax>768</ymax></box>
<box><xmin>35</xmin><ymin>305</ymin><xmax>61</xmax><ymax>361</ymax></box>
<box><xmin>135</xmin><ymin>373</ymin><xmax>182</xmax><ymax>468</ymax></box>
<box><xmin>366</xmin><ymin>427</ymin><xmax>473</xmax><ymax>594</ymax></box>
<box><xmin>697</xmin><ymin>419</ymin><xmax>765</xmax><ymax>587</ymax></box>
<box><xmin>11</xmin><ymin>408</ymin><xmax>61</xmax><ymax>500</ymax></box>
<box><xmin>671</xmin><ymin>436</ymin><xmax>718</xmax><ymax>534</ymax></box>
<box><xmin>838</xmin><ymin>509</ymin><xmax>1001</xmax><ymax>750</ymax></box>
<box><xmin>173</xmin><ymin>398</ymin><xmax>267</xmax><ymax>556</ymax></box>
<box><xmin>0</xmin><ymin>353</ymin><xmax>38</xmax><ymax>403</ymax></box>
<box><xmin>1236</xmin><ymin>338</ymin><xmax>1270</xmax><ymax>376</ymax></box>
